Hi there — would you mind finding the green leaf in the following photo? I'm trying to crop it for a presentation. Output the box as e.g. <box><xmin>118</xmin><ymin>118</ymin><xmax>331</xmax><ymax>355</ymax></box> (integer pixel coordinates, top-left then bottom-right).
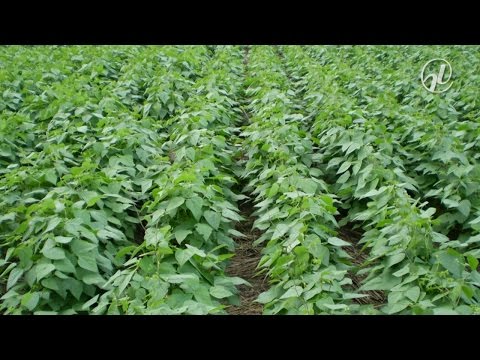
<box><xmin>1</xmin><ymin>262</ymin><xmax>16</xmax><ymax>277</ymax></box>
<box><xmin>40</xmin><ymin>245</ymin><xmax>64</xmax><ymax>261</ymax></box>
<box><xmin>209</xmin><ymin>285</ymin><xmax>234</xmax><ymax>299</ymax></box>
<box><xmin>41</xmin><ymin>277</ymin><xmax>60</xmax><ymax>292</ymax></box>
<box><xmin>203</xmin><ymin>210</ymin><xmax>221</xmax><ymax>230</ymax></box>
<box><xmin>443</xmin><ymin>199</ymin><xmax>460</xmax><ymax>208</ymax></box>
<box><xmin>45</xmin><ymin>217</ymin><xmax>62</xmax><ymax>233</ymax></box>
<box><xmin>162</xmin><ymin>274</ymin><xmax>198</xmax><ymax>284</ymax></box>
<box><xmin>346</xmin><ymin>142</ymin><xmax>361</xmax><ymax>155</ymax></box>
<box><xmin>137</xmin><ymin>257</ymin><xmax>154</xmax><ymax>274</ymax></box>
<box><xmin>327</xmin><ymin>237</ymin><xmax>351</xmax><ymax>247</ymax></box>
<box><xmin>167</xmin><ymin>197</ymin><xmax>185</xmax><ymax>212</ymax></box>
<box><xmin>186</xmin><ymin>147</ymin><xmax>195</xmax><ymax>161</ymax></box>
<box><xmin>17</xmin><ymin>247</ymin><xmax>33</xmax><ymax>268</ymax></box>
<box><xmin>462</xmin><ymin>285</ymin><xmax>474</xmax><ymax>299</ymax></box>
<box><xmin>282</xmin><ymin>235</ymin><xmax>299</xmax><ymax>252</ymax></box>
<box><xmin>186</xmin><ymin>244</ymin><xmax>206</xmax><ymax>257</ymax></box>
<box><xmin>174</xmin><ymin>229</ymin><xmax>192</xmax><ymax>244</ymax></box>
<box><xmin>469</xmin><ymin>216</ymin><xmax>480</xmax><ymax>225</ymax></box>
<box><xmin>222</xmin><ymin>208</ymin><xmax>243</xmax><ymax>221</ymax></box>
<box><xmin>384</xmin><ymin>300</ymin><xmax>410</xmax><ymax>314</ymax></box>
<box><xmin>80</xmin><ymin>191</ymin><xmax>101</xmax><ymax>207</ymax></box>
<box><xmin>361</xmin><ymin>272</ymin><xmax>401</xmax><ymax>291</ymax></box>
<box><xmin>195</xmin><ymin>223</ymin><xmax>212</xmax><ymax>241</ymax></box>
<box><xmin>64</xmin><ymin>219</ymin><xmax>82</xmax><ymax>236</ymax></box>
<box><xmin>337</xmin><ymin>170</ymin><xmax>350</xmax><ymax>184</ymax></box>
<box><xmin>324</xmin><ymin>303</ymin><xmax>348</xmax><ymax>310</ymax></box>
<box><xmin>186</xmin><ymin>196</ymin><xmax>203</xmax><ymax>221</ymax></box>
<box><xmin>327</xmin><ymin>157</ymin><xmax>343</xmax><ymax>169</ymax></box>
<box><xmin>256</xmin><ymin>206</ymin><xmax>280</xmax><ymax>224</ymax></box>
<box><xmin>256</xmin><ymin>287</ymin><xmax>280</xmax><ymax>304</ymax></box>
<box><xmin>78</xmin><ymin>254</ymin><xmax>98</xmax><ymax>272</ymax></box>
<box><xmin>467</xmin><ymin>255</ymin><xmax>478</xmax><ymax>271</ymax></box>
<box><xmin>117</xmin><ymin>271</ymin><xmax>135</xmax><ymax>296</ymax></box>
<box><xmin>360</xmin><ymin>188</ymin><xmax>382</xmax><ymax>199</ymax></box>
<box><xmin>437</xmin><ymin>250</ymin><xmax>464</xmax><ymax>278</ymax></box>
<box><xmin>175</xmin><ymin>249</ymin><xmax>194</xmax><ymax>267</ymax></box>
<box><xmin>433</xmin><ymin>307</ymin><xmax>457</xmax><ymax>315</ymax></box>
<box><xmin>175</xmin><ymin>245</ymin><xmax>206</xmax><ymax>267</ymax></box>
<box><xmin>81</xmin><ymin>294</ymin><xmax>99</xmax><ymax>310</ymax></box>
<box><xmin>189</xmin><ymin>131</ymin><xmax>200</xmax><ymax>146</ymax></box>
<box><xmin>80</xmin><ymin>227</ymin><xmax>98</xmax><ymax>243</ymax></box>
<box><xmin>36</xmin><ymin>263</ymin><xmax>55</xmax><ymax>281</ymax></box>
<box><xmin>306</xmin><ymin>240</ymin><xmax>329</xmax><ymax>262</ymax></box>
<box><xmin>421</xmin><ymin>207</ymin><xmax>436</xmax><ymax>218</ymax></box>
<box><xmin>272</xmin><ymin>223</ymin><xmax>290</xmax><ymax>240</ymax></box>
<box><xmin>458</xmin><ymin>200</ymin><xmax>471</xmax><ymax>217</ymax></box>
<box><xmin>386</xmin><ymin>252</ymin><xmax>405</xmax><ymax>268</ymax></box>
<box><xmin>337</xmin><ymin>161</ymin><xmax>351</xmax><ymax>174</ymax></box>
<box><xmin>54</xmin><ymin>257</ymin><xmax>76</xmax><ymax>274</ymax></box>
<box><xmin>45</xmin><ymin>169</ymin><xmax>57</xmax><ymax>185</ymax></box>
<box><xmin>82</xmin><ymin>272</ymin><xmax>105</xmax><ymax>285</ymax></box>
<box><xmin>432</xmin><ymin>232</ymin><xmax>449</xmax><ymax>244</ymax></box>
<box><xmin>393</xmin><ymin>264</ymin><xmax>410</xmax><ymax>277</ymax></box>
<box><xmin>297</xmin><ymin>178</ymin><xmax>317</xmax><ymax>195</ymax></box>
<box><xmin>66</xmin><ymin>279</ymin><xmax>83</xmax><ymax>300</ymax></box>
<box><xmin>280</xmin><ymin>286</ymin><xmax>303</xmax><ymax>299</ymax></box>
<box><xmin>7</xmin><ymin>268</ymin><xmax>24</xmax><ymax>290</ymax></box>
<box><xmin>54</xmin><ymin>236</ymin><xmax>73</xmax><ymax>244</ymax></box>
<box><xmin>268</xmin><ymin>183</ymin><xmax>279</xmax><ymax>197</ymax></box>
<box><xmin>343</xmin><ymin>293</ymin><xmax>369</xmax><ymax>300</ymax></box>
<box><xmin>71</xmin><ymin>239</ymin><xmax>96</xmax><ymax>254</ymax></box>
<box><xmin>466</xmin><ymin>234</ymin><xmax>480</xmax><ymax>244</ymax></box>
<box><xmin>145</xmin><ymin>228</ymin><xmax>164</xmax><ymax>247</ymax></box>
<box><xmin>141</xmin><ymin>179</ymin><xmax>153</xmax><ymax>194</ymax></box>
<box><xmin>21</xmin><ymin>292</ymin><xmax>40</xmax><ymax>311</ymax></box>
<box><xmin>405</xmin><ymin>286</ymin><xmax>420</xmax><ymax>302</ymax></box>
<box><xmin>97</xmin><ymin>229</ymin><xmax>123</xmax><ymax>242</ymax></box>
<box><xmin>0</xmin><ymin>212</ymin><xmax>15</xmax><ymax>223</ymax></box>
<box><xmin>228</xmin><ymin>229</ymin><xmax>246</xmax><ymax>238</ymax></box>
<box><xmin>223</xmin><ymin>277</ymin><xmax>250</xmax><ymax>286</ymax></box>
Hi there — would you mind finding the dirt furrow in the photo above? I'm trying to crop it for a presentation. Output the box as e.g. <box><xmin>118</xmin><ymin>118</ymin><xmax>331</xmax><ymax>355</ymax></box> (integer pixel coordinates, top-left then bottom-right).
<box><xmin>338</xmin><ymin>223</ymin><xmax>386</xmax><ymax>307</ymax></box>
<box><xmin>226</xmin><ymin>199</ymin><xmax>268</xmax><ymax>314</ymax></box>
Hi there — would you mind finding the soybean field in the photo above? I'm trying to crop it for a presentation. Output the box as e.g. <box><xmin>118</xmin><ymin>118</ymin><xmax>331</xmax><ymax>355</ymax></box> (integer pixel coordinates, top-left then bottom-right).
<box><xmin>1</xmin><ymin>45</ymin><xmax>479</xmax><ymax>315</ymax></box>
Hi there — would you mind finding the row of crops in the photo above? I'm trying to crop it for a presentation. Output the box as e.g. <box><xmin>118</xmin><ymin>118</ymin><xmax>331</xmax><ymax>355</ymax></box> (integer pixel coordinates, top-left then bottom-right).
<box><xmin>1</xmin><ymin>45</ymin><xmax>479</xmax><ymax>314</ymax></box>
<box><xmin>0</xmin><ymin>46</ymin><xmax>248</xmax><ymax>314</ymax></box>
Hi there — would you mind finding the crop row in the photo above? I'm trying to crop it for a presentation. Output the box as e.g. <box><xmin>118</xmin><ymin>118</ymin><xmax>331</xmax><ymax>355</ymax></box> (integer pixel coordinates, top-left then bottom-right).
<box><xmin>241</xmin><ymin>46</ymin><xmax>367</xmax><ymax>314</ymax></box>
<box><xmin>283</xmin><ymin>45</ymin><xmax>480</xmax><ymax>314</ymax></box>
<box><xmin>0</xmin><ymin>46</ymin><xmax>247</xmax><ymax>314</ymax></box>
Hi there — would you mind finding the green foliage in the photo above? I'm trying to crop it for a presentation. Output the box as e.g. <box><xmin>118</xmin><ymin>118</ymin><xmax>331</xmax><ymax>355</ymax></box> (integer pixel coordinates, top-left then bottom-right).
<box><xmin>0</xmin><ymin>45</ymin><xmax>245</xmax><ymax>314</ymax></box>
<box><xmin>1</xmin><ymin>45</ymin><xmax>479</xmax><ymax>315</ymax></box>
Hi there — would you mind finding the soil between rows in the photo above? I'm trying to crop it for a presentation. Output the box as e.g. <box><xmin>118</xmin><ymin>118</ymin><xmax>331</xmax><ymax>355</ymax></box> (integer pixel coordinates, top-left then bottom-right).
<box><xmin>226</xmin><ymin>199</ymin><xmax>269</xmax><ymax>315</ymax></box>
